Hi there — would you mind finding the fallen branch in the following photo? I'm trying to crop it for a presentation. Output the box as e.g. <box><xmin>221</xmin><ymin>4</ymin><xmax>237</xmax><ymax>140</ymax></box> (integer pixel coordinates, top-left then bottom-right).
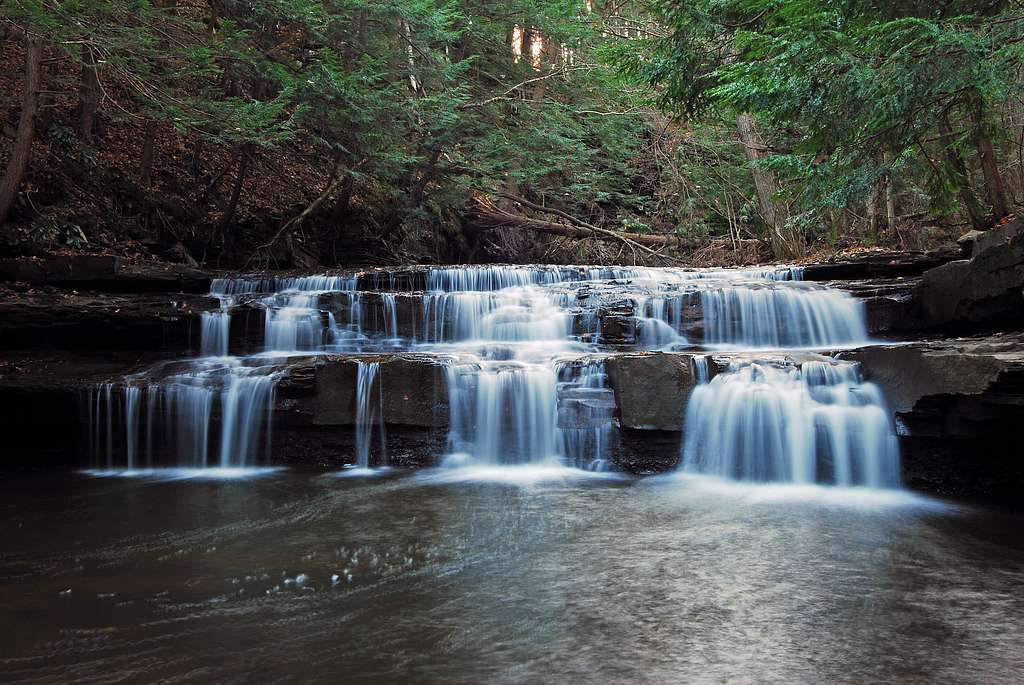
<box><xmin>470</xmin><ymin>193</ymin><xmax>695</xmax><ymax>263</ymax></box>
<box><xmin>247</xmin><ymin>156</ymin><xmax>344</xmax><ymax>268</ymax></box>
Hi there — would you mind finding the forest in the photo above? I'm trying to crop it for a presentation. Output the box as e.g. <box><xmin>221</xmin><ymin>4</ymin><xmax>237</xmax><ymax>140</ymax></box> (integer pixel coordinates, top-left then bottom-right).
<box><xmin>2</xmin><ymin>1</ymin><xmax>1023</xmax><ymax>267</ymax></box>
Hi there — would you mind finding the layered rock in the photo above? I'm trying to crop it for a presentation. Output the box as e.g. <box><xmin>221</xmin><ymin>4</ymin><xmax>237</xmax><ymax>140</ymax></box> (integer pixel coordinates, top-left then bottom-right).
<box><xmin>0</xmin><ymin>255</ymin><xmax>213</xmax><ymax>292</ymax></box>
<box><xmin>0</xmin><ymin>287</ymin><xmax>219</xmax><ymax>351</ymax></box>
<box><xmin>913</xmin><ymin>220</ymin><xmax>1024</xmax><ymax>332</ymax></box>
<box><xmin>841</xmin><ymin>335</ymin><xmax>1024</xmax><ymax>498</ymax></box>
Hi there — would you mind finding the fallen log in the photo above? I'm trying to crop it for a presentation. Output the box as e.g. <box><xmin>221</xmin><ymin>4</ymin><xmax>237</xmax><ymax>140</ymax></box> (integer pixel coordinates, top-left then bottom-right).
<box><xmin>468</xmin><ymin>193</ymin><xmax>697</xmax><ymax>260</ymax></box>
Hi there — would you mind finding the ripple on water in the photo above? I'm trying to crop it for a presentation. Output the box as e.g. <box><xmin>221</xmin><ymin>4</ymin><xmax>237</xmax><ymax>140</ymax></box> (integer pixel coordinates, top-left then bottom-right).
<box><xmin>79</xmin><ymin>467</ymin><xmax>287</xmax><ymax>481</ymax></box>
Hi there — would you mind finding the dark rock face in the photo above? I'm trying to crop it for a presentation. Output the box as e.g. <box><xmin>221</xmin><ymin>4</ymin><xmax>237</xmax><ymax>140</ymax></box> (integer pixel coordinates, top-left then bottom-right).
<box><xmin>0</xmin><ymin>288</ymin><xmax>218</xmax><ymax>351</ymax></box>
<box><xmin>842</xmin><ymin>335</ymin><xmax>1024</xmax><ymax>499</ymax></box>
<box><xmin>606</xmin><ymin>353</ymin><xmax>697</xmax><ymax>431</ymax></box>
<box><xmin>914</xmin><ymin>221</ymin><xmax>1024</xmax><ymax>332</ymax></box>
<box><xmin>277</xmin><ymin>354</ymin><xmax>449</xmax><ymax>430</ymax></box>
<box><xmin>800</xmin><ymin>247</ymin><xmax>963</xmax><ymax>281</ymax></box>
<box><xmin>831</xmin><ymin>278</ymin><xmax>919</xmax><ymax>336</ymax></box>
<box><xmin>0</xmin><ymin>256</ymin><xmax>214</xmax><ymax>292</ymax></box>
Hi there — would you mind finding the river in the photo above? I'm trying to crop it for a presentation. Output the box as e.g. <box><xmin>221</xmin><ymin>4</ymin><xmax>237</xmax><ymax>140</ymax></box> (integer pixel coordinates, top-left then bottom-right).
<box><xmin>2</xmin><ymin>468</ymin><xmax>1022</xmax><ymax>684</ymax></box>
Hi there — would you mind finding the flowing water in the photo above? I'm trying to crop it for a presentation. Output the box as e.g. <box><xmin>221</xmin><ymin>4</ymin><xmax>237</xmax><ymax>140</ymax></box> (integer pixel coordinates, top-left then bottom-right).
<box><xmin>1</xmin><ymin>470</ymin><xmax>1022</xmax><ymax>683</ymax></box>
<box><xmin>8</xmin><ymin>264</ymin><xmax>1022</xmax><ymax>681</ymax></box>
<box><xmin>86</xmin><ymin>264</ymin><xmax>891</xmax><ymax>482</ymax></box>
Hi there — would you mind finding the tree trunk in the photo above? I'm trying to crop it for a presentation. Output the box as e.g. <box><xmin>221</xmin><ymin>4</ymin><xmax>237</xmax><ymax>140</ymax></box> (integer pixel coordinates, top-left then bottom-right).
<box><xmin>867</xmin><ymin>181</ymin><xmax>880</xmax><ymax>237</ymax></box>
<box><xmin>139</xmin><ymin>120</ymin><xmax>157</xmax><ymax>188</ymax></box>
<box><xmin>78</xmin><ymin>47</ymin><xmax>101</xmax><ymax>144</ymax></box>
<box><xmin>883</xmin><ymin>150</ymin><xmax>897</xmax><ymax>232</ymax></box>
<box><xmin>736</xmin><ymin>113</ymin><xmax>800</xmax><ymax>259</ymax></box>
<box><xmin>220</xmin><ymin>145</ymin><xmax>251</xmax><ymax>232</ymax></box>
<box><xmin>975</xmin><ymin>132</ymin><xmax>1010</xmax><ymax>221</ymax></box>
<box><xmin>939</xmin><ymin>115</ymin><xmax>989</xmax><ymax>230</ymax></box>
<box><xmin>971</xmin><ymin>93</ymin><xmax>1010</xmax><ymax>221</ymax></box>
<box><xmin>0</xmin><ymin>35</ymin><xmax>43</xmax><ymax>227</ymax></box>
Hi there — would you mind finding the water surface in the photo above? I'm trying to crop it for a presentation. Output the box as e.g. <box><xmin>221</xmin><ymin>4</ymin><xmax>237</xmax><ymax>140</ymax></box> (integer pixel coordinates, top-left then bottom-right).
<box><xmin>2</xmin><ymin>469</ymin><xmax>1022</xmax><ymax>684</ymax></box>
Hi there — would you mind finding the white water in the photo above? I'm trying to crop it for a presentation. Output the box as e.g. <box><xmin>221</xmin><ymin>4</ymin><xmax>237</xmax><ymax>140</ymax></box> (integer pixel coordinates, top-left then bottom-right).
<box><xmin>680</xmin><ymin>359</ymin><xmax>900</xmax><ymax>487</ymax></box>
<box><xmin>90</xmin><ymin>263</ymin><xmax>899</xmax><ymax>483</ymax></box>
<box><xmin>355</xmin><ymin>361</ymin><xmax>386</xmax><ymax>468</ymax></box>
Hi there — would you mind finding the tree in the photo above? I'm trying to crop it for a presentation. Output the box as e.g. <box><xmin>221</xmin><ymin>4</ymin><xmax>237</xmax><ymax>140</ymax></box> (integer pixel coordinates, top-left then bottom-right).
<box><xmin>0</xmin><ymin>32</ymin><xmax>43</xmax><ymax>226</ymax></box>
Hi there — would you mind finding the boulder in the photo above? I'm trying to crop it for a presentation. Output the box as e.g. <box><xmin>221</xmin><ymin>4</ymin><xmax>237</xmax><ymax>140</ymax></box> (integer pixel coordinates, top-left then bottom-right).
<box><xmin>914</xmin><ymin>220</ymin><xmax>1024</xmax><ymax>332</ymax></box>
<box><xmin>605</xmin><ymin>352</ymin><xmax>697</xmax><ymax>431</ymax></box>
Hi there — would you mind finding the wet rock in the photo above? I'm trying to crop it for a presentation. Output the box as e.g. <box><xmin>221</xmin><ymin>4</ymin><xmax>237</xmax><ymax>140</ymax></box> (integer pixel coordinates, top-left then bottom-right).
<box><xmin>831</xmin><ymin>278</ymin><xmax>919</xmax><ymax>335</ymax></box>
<box><xmin>597</xmin><ymin>310</ymin><xmax>637</xmax><ymax>345</ymax></box>
<box><xmin>605</xmin><ymin>352</ymin><xmax>697</xmax><ymax>431</ymax></box>
<box><xmin>279</xmin><ymin>354</ymin><xmax>448</xmax><ymax>429</ymax></box>
<box><xmin>161</xmin><ymin>242</ymin><xmax>199</xmax><ymax>267</ymax></box>
<box><xmin>0</xmin><ymin>288</ymin><xmax>218</xmax><ymax>351</ymax></box>
<box><xmin>800</xmin><ymin>247</ymin><xmax>962</xmax><ymax>281</ymax></box>
<box><xmin>841</xmin><ymin>335</ymin><xmax>1024</xmax><ymax>498</ymax></box>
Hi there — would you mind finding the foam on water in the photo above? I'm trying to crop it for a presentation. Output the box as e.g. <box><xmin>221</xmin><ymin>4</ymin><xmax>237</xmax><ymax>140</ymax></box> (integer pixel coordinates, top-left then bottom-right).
<box><xmin>679</xmin><ymin>359</ymin><xmax>901</xmax><ymax>487</ymax></box>
<box><xmin>80</xmin><ymin>467</ymin><xmax>286</xmax><ymax>480</ymax></box>
<box><xmin>90</xmin><ymin>263</ymin><xmax>900</xmax><ymax>485</ymax></box>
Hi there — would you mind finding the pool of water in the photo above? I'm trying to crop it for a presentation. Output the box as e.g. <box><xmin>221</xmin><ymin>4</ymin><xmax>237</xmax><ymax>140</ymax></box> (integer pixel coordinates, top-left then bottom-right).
<box><xmin>2</xmin><ymin>468</ymin><xmax>1022</xmax><ymax>683</ymax></box>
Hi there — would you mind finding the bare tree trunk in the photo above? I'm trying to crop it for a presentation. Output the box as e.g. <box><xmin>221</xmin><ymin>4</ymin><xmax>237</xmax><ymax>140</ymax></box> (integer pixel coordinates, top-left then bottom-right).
<box><xmin>220</xmin><ymin>145</ymin><xmax>251</xmax><ymax>232</ymax></box>
<box><xmin>139</xmin><ymin>120</ymin><xmax>157</xmax><ymax>188</ymax></box>
<box><xmin>976</xmin><ymin>132</ymin><xmax>1010</xmax><ymax>221</ymax></box>
<box><xmin>401</xmin><ymin>20</ymin><xmax>420</xmax><ymax>94</ymax></box>
<box><xmin>0</xmin><ymin>34</ymin><xmax>43</xmax><ymax>227</ymax></box>
<box><xmin>736</xmin><ymin>113</ymin><xmax>800</xmax><ymax>259</ymax></box>
<box><xmin>883</xmin><ymin>150</ymin><xmax>897</xmax><ymax>232</ymax></box>
<box><xmin>867</xmin><ymin>182</ymin><xmax>880</xmax><ymax>237</ymax></box>
<box><xmin>971</xmin><ymin>92</ymin><xmax>1010</xmax><ymax>221</ymax></box>
<box><xmin>78</xmin><ymin>47</ymin><xmax>101</xmax><ymax>144</ymax></box>
<box><xmin>940</xmin><ymin>115</ymin><xmax>989</xmax><ymax>229</ymax></box>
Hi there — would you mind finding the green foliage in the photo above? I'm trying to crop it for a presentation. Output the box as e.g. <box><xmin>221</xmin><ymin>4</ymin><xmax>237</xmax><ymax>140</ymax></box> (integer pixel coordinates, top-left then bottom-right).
<box><xmin>621</xmin><ymin>0</ymin><xmax>1024</xmax><ymax>244</ymax></box>
<box><xmin>3</xmin><ymin>0</ymin><xmax>665</xmax><ymax>258</ymax></box>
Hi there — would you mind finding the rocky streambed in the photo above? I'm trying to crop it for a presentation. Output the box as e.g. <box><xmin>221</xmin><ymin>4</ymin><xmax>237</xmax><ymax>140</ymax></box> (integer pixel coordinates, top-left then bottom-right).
<box><xmin>1</xmin><ymin>227</ymin><xmax>1022</xmax><ymax>500</ymax></box>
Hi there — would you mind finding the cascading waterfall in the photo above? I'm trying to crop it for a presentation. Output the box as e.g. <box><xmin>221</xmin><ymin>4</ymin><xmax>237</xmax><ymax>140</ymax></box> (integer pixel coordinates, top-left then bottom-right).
<box><xmin>90</xmin><ymin>262</ymin><xmax>900</xmax><ymax>482</ymax></box>
<box><xmin>445</xmin><ymin>362</ymin><xmax>561</xmax><ymax>465</ymax></box>
<box><xmin>701</xmin><ymin>285</ymin><xmax>868</xmax><ymax>348</ymax></box>
<box><xmin>200</xmin><ymin>311</ymin><xmax>231</xmax><ymax>357</ymax></box>
<box><xmin>354</xmin><ymin>361</ymin><xmax>386</xmax><ymax>468</ymax></box>
<box><xmin>680</xmin><ymin>359</ymin><xmax>900</xmax><ymax>487</ymax></box>
<box><xmin>557</xmin><ymin>359</ymin><xmax>618</xmax><ymax>471</ymax></box>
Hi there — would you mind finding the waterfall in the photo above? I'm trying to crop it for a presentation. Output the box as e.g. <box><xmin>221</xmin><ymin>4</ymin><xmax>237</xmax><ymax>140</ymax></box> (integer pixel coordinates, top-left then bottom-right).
<box><xmin>444</xmin><ymin>362</ymin><xmax>561</xmax><ymax>465</ymax></box>
<box><xmin>701</xmin><ymin>286</ymin><xmax>867</xmax><ymax>348</ymax></box>
<box><xmin>635</xmin><ymin>295</ymin><xmax>687</xmax><ymax>349</ymax></box>
<box><xmin>201</xmin><ymin>311</ymin><xmax>231</xmax><ymax>357</ymax></box>
<box><xmin>557</xmin><ymin>360</ymin><xmax>618</xmax><ymax>471</ymax></box>
<box><xmin>264</xmin><ymin>294</ymin><xmax>325</xmax><ymax>352</ymax></box>
<box><xmin>354</xmin><ymin>361</ymin><xmax>386</xmax><ymax>468</ymax></box>
<box><xmin>89</xmin><ymin>263</ymin><xmax>901</xmax><ymax>482</ymax></box>
<box><xmin>680</xmin><ymin>359</ymin><xmax>900</xmax><ymax>487</ymax></box>
<box><xmin>217</xmin><ymin>371</ymin><xmax>277</xmax><ymax>467</ymax></box>
<box><xmin>124</xmin><ymin>385</ymin><xmax>141</xmax><ymax>470</ymax></box>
